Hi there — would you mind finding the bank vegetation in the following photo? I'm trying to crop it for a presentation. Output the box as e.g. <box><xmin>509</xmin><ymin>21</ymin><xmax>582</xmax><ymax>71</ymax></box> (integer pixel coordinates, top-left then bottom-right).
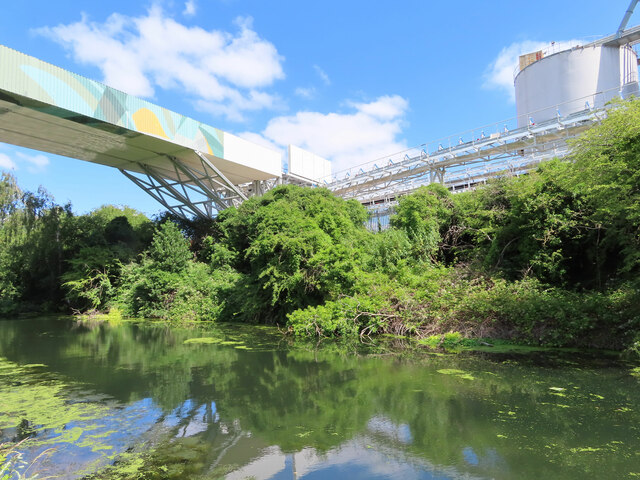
<box><xmin>1</xmin><ymin>99</ymin><xmax>639</xmax><ymax>351</ymax></box>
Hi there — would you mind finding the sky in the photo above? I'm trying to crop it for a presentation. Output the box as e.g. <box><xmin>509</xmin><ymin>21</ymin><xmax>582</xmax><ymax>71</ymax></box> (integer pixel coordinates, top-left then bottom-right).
<box><xmin>0</xmin><ymin>0</ymin><xmax>635</xmax><ymax>216</ymax></box>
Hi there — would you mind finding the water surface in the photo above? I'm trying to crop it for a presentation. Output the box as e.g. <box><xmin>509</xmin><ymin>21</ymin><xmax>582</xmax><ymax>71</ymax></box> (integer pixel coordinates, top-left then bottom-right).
<box><xmin>1</xmin><ymin>317</ymin><xmax>639</xmax><ymax>479</ymax></box>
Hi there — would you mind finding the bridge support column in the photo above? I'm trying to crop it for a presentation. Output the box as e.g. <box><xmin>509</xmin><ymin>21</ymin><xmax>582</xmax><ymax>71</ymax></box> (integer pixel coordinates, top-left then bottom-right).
<box><xmin>429</xmin><ymin>167</ymin><xmax>445</xmax><ymax>184</ymax></box>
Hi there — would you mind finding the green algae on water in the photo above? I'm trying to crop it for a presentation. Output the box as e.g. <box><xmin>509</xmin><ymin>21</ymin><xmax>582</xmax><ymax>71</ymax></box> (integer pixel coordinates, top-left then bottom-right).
<box><xmin>437</xmin><ymin>369</ymin><xmax>475</xmax><ymax>380</ymax></box>
<box><xmin>182</xmin><ymin>337</ymin><xmax>246</xmax><ymax>347</ymax></box>
<box><xmin>549</xmin><ymin>387</ymin><xmax>566</xmax><ymax>392</ymax></box>
<box><xmin>0</xmin><ymin>357</ymin><xmax>123</xmax><ymax>456</ymax></box>
<box><xmin>183</xmin><ymin>337</ymin><xmax>222</xmax><ymax>345</ymax></box>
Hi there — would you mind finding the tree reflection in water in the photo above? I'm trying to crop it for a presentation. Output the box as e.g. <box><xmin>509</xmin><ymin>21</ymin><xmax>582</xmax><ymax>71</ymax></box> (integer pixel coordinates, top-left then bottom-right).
<box><xmin>0</xmin><ymin>317</ymin><xmax>639</xmax><ymax>479</ymax></box>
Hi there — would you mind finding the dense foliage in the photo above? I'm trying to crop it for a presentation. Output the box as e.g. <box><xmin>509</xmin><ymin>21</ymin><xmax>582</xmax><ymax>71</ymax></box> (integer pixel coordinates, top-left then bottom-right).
<box><xmin>2</xmin><ymin>98</ymin><xmax>640</xmax><ymax>349</ymax></box>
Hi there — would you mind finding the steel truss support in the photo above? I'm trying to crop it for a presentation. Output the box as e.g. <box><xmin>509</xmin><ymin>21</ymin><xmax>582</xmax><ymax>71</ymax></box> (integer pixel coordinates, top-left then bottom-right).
<box><xmin>243</xmin><ymin>177</ymin><xmax>281</xmax><ymax>197</ymax></box>
<box><xmin>429</xmin><ymin>167</ymin><xmax>445</xmax><ymax>184</ymax></box>
<box><xmin>120</xmin><ymin>150</ymin><xmax>250</xmax><ymax>219</ymax></box>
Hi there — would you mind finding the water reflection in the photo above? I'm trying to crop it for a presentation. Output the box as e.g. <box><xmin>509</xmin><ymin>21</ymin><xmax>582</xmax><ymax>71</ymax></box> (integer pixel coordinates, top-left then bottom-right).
<box><xmin>1</xmin><ymin>317</ymin><xmax>639</xmax><ymax>479</ymax></box>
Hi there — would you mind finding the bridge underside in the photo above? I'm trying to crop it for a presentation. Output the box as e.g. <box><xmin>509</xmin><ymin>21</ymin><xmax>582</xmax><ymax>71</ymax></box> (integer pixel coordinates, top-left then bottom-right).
<box><xmin>0</xmin><ymin>90</ymin><xmax>278</xmax><ymax>218</ymax></box>
<box><xmin>0</xmin><ymin>44</ymin><xmax>282</xmax><ymax>218</ymax></box>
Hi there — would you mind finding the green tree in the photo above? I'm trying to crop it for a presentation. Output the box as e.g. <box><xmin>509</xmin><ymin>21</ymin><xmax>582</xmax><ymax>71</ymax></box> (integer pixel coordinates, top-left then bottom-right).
<box><xmin>566</xmin><ymin>98</ymin><xmax>640</xmax><ymax>280</ymax></box>
<box><xmin>148</xmin><ymin>221</ymin><xmax>192</xmax><ymax>273</ymax></box>
<box><xmin>60</xmin><ymin>206</ymin><xmax>153</xmax><ymax>311</ymax></box>
<box><xmin>390</xmin><ymin>183</ymin><xmax>453</xmax><ymax>261</ymax></box>
<box><xmin>210</xmin><ymin>185</ymin><xmax>370</xmax><ymax>323</ymax></box>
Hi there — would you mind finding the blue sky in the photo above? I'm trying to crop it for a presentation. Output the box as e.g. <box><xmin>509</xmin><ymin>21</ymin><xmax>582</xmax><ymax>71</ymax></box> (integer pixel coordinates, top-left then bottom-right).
<box><xmin>0</xmin><ymin>0</ymin><xmax>634</xmax><ymax>216</ymax></box>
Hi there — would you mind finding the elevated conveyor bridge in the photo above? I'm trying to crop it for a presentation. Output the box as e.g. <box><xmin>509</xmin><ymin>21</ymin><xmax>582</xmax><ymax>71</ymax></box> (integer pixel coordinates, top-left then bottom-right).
<box><xmin>321</xmin><ymin>95</ymin><xmax>617</xmax><ymax>206</ymax></box>
<box><xmin>0</xmin><ymin>45</ymin><xmax>281</xmax><ymax>219</ymax></box>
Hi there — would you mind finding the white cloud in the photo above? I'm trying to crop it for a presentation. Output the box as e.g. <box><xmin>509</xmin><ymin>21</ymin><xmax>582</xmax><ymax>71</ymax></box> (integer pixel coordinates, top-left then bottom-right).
<box><xmin>37</xmin><ymin>7</ymin><xmax>285</xmax><ymax>121</ymax></box>
<box><xmin>313</xmin><ymin>65</ymin><xmax>331</xmax><ymax>86</ymax></box>
<box><xmin>348</xmin><ymin>95</ymin><xmax>408</xmax><ymax>120</ymax></box>
<box><xmin>16</xmin><ymin>152</ymin><xmax>50</xmax><ymax>173</ymax></box>
<box><xmin>259</xmin><ymin>95</ymin><xmax>409</xmax><ymax>174</ymax></box>
<box><xmin>0</xmin><ymin>152</ymin><xmax>50</xmax><ymax>173</ymax></box>
<box><xmin>183</xmin><ymin>1</ymin><xmax>196</xmax><ymax>17</ymax></box>
<box><xmin>484</xmin><ymin>39</ymin><xmax>583</xmax><ymax>102</ymax></box>
<box><xmin>294</xmin><ymin>87</ymin><xmax>316</xmax><ymax>99</ymax></box>
<box><xmin>0</xmin><ymin>153</ymin><xmax>17</xmax><ymax>171</ymax></box>
<box><xmin>195</xmin><ymin>88</ymin><xmax>282</xmax><ymax>122</ymax></box>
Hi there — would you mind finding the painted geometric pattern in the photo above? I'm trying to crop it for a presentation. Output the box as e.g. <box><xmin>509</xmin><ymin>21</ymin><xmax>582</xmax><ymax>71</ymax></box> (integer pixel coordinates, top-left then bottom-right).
<box><xmin>0</xmin><ymin>44</ymin><xmax>224</xmax><ymax>157</ymax></box>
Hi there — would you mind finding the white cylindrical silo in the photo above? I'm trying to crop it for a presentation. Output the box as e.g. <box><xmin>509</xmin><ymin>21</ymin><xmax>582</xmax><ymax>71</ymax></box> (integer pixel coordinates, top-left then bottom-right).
<box><xmin>514</xmin><ymin>44</ymin><xmax>638</xmax><ymax>127</ymax></box>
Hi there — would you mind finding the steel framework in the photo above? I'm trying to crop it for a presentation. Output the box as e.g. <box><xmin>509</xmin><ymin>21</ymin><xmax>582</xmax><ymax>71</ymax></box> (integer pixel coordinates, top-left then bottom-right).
<box><xmin>321</xmin><ymin>85</ymin><xmax>640</xmax><ymax>208</ymax></box>
<box><xmin>120</xmin><ymin>150</ymin><xmax>249</xmax><ymax>219</ymax></box>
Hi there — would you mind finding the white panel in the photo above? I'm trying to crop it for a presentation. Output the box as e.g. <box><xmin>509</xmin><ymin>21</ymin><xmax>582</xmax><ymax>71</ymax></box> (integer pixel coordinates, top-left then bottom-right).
<box><xmin>288</xmin><ymin>145</ymin><xmax>332</xmax><ymax>182</ymax></box>
<box><xmin>222</xmin><ymin>132</ymin><xmax>282</xmax><ymax>178</ymax></box>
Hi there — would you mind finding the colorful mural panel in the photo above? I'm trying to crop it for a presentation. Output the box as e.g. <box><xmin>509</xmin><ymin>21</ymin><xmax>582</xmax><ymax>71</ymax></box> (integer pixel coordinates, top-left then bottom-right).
<box><xmin>0</xmin><ymin>44</ymin><xmax>224</xmax><ymax>158</ymax></box>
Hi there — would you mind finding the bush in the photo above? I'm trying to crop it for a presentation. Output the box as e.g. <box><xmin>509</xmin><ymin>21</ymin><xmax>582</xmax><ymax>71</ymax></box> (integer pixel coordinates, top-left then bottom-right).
<box><xmin>287</xmin><ymin>293</ymin><xmax>391</xmax><ymax>337</ymax></box>
<box><xmin>209</xmin><ymin>185</ymin><xmax>371</xmax><ymax>323</ymax></box>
